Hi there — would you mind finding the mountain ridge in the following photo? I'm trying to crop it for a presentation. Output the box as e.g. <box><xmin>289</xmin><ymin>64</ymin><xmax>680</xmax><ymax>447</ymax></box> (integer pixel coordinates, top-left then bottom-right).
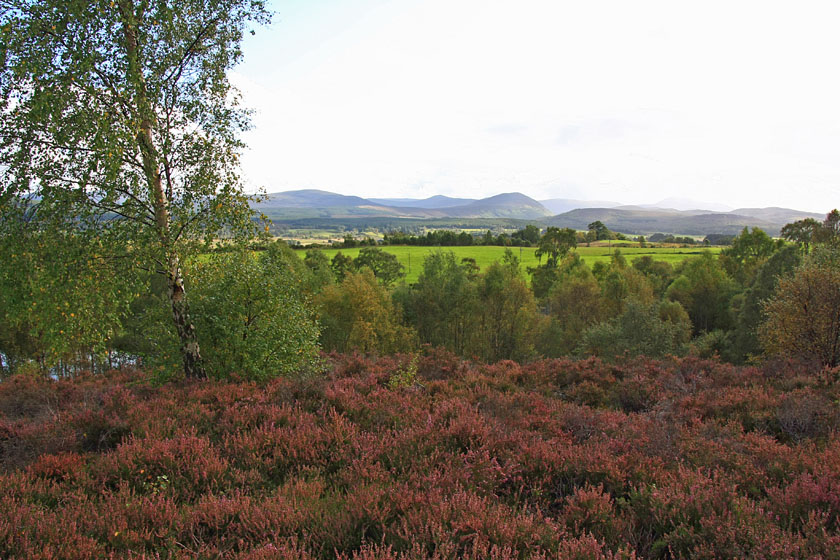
<box><xmin>254</xmin><ymin>189</ymin><xmax>827</xmax><ymax>235</ymax></box>
<box><xmin>256</xmin><ymin>190</ymin><xmax>553</xmax><ymax>220</ymax></box>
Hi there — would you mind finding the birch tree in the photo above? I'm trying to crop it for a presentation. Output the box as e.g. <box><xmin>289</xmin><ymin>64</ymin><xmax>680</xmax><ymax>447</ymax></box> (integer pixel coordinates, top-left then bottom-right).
<box><xmin>0</xmin><ymin>0</ymin><xmax>270</xmax><ymax>378</ymax></box>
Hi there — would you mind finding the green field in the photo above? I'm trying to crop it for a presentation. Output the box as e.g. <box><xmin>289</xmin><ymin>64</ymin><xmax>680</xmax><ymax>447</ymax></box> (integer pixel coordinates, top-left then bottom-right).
<box><xmin>297</xmin><ymin>245</ymin><xmax>723</xmax><ymax>284</ymax></box>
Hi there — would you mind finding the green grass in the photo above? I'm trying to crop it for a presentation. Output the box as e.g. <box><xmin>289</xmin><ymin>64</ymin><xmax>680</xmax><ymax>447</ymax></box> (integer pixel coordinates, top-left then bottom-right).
<box><xmin>297</xmin><ymin>245</ymin><xmax>722</xmax><ymax>284</ymax></box>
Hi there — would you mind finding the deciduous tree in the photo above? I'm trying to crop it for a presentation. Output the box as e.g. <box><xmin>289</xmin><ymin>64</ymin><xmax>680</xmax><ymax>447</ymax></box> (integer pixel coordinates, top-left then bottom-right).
<box><xmin>316</xmin><ymin>270</ymin><xmax>415</xmax><ymax>354</ymax></box>
<box><xmin>781</xmin><ymin>218</ymin><xmax>821</xmax><ymax>254</ymax></box>
<box><xmin>719</xmin><ymin>227</ymin><xmax>779</xmax><ymax>285</ymax></box>
<box><xmin>0</xmin><ymin>0</ymin><xmax>270</xmax><ymax>378</ymax></box>
<box><xmin>405</xmin><ymin>250</ymin><xmax>476</xmax><ymax>355</ymax></box>
<box><xmin>666</xmin><ymin>252</ymin><xmax>735</xmax><ymax>334</ymax></box>
<box><xmin>535</xmin><ymin>227</ymin><xmax>577</xmax><ymax>268</ymax></box>
<box><xmin>759</xmin><ymin>247</ymin><xmax>840</xmax><ymax>367</ymax></box>
<box><xmin>354</xmin><ymin>247</ymin><xmax>405</xmax><ymax>286</ymax></box>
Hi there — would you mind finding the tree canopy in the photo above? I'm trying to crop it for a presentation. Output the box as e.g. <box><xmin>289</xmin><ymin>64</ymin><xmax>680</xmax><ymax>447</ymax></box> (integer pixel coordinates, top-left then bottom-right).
<box><xmin>0</xmin><ymin>0</ymin><xmax>270</xmax><ymax>377</ymax></box>
<box><xmin>760</xmin><ymin>247</ymin><xmax>840</xmax><ymax>367</ymax></box>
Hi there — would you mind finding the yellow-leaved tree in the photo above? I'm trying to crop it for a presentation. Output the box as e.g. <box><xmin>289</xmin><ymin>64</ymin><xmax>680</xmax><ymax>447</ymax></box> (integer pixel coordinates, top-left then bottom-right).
<box><xmin>759</xmin><ymin>247</ymin><xmax>840</xmax><ymax>368</ymax></box>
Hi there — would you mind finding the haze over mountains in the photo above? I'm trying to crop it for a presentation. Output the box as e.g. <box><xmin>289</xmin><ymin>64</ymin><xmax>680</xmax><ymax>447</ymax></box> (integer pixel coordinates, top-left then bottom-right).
<box><xmin>255</xmin><ymin>189</ymin><xmax>825</xmax><ymax>236</ymax></box>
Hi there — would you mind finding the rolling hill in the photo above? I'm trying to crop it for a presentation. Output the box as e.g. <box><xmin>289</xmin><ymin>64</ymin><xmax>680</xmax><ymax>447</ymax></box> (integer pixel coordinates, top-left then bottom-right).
<box><xmin>539</xmin><ymin>198</ymin><xmax>622</xmax><ymax>214</ymax></box>
<box><xmin>729</xmin><ymin>207</ymin><xmax>824</xmax><ymax>223</ymax></box>
<box><xmin>255</xmin><ymin>189</ymin><xmax>370</xmax><ymax>208</ymax></box>
<box><xmin>367</xmin><ymin>195</ymin><xmax>476</xmax><ymax>208</ymax></box>
<box><xmin>254</xmin><ymin>189</ymin><xmax>826</xmax><ymax>236</ymax></box>
<box><xmin>546</xmin><ymin>207</ymin><xmax>801</xmax><ymax>236</ymax></box>
<box><xmin>440</xmin><ymin>192</ymin><xmax>553</xmax><ymax>219</ymax></box>
<box><xmin>255</xmin><ymin>190</ymin><xmax>553</xmax><ymax>220</ymax></box>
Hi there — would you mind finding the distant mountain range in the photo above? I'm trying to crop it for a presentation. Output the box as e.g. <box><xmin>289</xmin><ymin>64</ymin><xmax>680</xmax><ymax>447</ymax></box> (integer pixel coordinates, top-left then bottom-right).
<box><xmin>253</xmin><ymin>189</ymin><xmax>825</xmax><ymax>236</ymax></box>
<box><xmin>367</xmin><ymin>195</ymin><xmax>476</xmax><ymax>209</ymax></box>
<box><xmin>255</xmin><ymin>190</ymin><xmax>553</xmax><ymax>220</ymax></box>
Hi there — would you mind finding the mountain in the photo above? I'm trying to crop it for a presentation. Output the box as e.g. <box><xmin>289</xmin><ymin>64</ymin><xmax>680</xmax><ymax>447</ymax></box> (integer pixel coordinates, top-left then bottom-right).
<box><xmin>645</xmin><ymin>197</ymin><xmax>734</xmax><ymax>213</ymax></box>
<box><xmin>255</xmin><ymin>190</ymin><xmax>552</xmax><ymax>220</ymax></box>
<box><xmin>442</xmin><ymin>193</ymin><xmax>553</xmax><ymax>219</ymax></box>
<box><xmin>539</xmin><ymin>198</ymin><xmax>622</xmax><ymax>214</ymax></box>
<box><xmin>546</xmin><ymin>207</ymin><xmax>790</xmax><ymax>236</ymax></box>
<box><xmin>254</xmin><ymin>189</ymin><xmax>823</xmax><ymax>234</ymax></box>
<box><xmin>729</xmin><ymin>207</ymin><xmax>824</xmax><ymax>224</ymax></box>
<box><xmin>257</xmin><ymin>189</ymin><xmax>370</xmax><ymax>208</ymax></box>
<box><xmin>367</xmin><ymin>195</ymin><xmax>476</xmax><ymax>209</ymax></box>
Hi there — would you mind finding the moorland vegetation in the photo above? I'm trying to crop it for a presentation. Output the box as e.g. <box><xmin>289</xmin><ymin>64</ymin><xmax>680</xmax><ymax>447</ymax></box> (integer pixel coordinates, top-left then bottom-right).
<box><xmin>2</xmin><ymin>353</ymin><xmax>840</xmax><ymax>558</ymax></box>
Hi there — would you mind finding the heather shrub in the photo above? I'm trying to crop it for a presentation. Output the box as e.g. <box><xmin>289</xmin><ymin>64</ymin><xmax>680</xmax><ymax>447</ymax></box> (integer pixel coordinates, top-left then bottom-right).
<box><xmin>562</xmin><ymin>484</ymin><xmax>631</xmax><ymax>548</ymax></box>
<box><xmin>73</xmin><ymin>409</ymin><xmax>133</xmax><ymax>452</ymax></box>
<box><xmin>26</xmin><ymin>452</ymin><xmax>85</xmax><ymax>483</ymax></box>
<box><xmin>608</xmin><ymin>376</ymin><xmax>657</xmax><ymax>412</ymax></box>
<box><xmin>775</xmin><ymin>390</ymin><xmax>836</xmax><ymax>442</ymax></box>
<box><xmin>94</xmin><ymin>435</ymin><xmax>230</xmax><ymax>502</ymax></box>
<box><xmin>416</xmin><ymin>345</ymin><xmax>466</xmax><ymax>381</ymax></box>
<box><xmin>1</xmin><ymin>356</ymin><xmax>839</xmax><ymax>557</ymax></box>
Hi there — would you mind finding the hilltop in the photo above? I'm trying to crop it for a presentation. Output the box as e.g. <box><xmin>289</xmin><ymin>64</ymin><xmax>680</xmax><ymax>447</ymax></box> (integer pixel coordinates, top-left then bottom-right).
<box><xmin>547</xmin><ymin>206</ymin><xmax>823</xmax><ymax>236</ymax></box>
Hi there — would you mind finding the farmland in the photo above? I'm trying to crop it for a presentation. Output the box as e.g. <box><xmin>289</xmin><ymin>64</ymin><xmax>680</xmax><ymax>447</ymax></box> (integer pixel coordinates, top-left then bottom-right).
<box><xmin>296</xmin><ymin>244</ymin><xmax>723</xmax><ymax>283</ymax></box>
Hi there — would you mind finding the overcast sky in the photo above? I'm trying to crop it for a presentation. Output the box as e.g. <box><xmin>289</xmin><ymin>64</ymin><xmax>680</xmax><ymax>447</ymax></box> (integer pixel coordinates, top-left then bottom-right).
<box><xmin>233</xmin><ymin>0</ymin><xmax>839</xmax><ymax>213</ymax></box>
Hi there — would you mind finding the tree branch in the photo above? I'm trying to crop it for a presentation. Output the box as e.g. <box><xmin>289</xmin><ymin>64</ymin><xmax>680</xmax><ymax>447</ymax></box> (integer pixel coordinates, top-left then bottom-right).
<box><xmin>162</xmin><ymin>17</ymin><xmax>221</xmax><ymax>87</ymax></box>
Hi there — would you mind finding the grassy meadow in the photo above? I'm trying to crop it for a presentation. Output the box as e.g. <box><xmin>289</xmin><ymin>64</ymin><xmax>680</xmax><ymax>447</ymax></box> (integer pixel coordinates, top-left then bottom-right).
<box><xmin>297</xmin><ymin>244</ymin><xmax>722</xmax><ymax>284</ymax></box>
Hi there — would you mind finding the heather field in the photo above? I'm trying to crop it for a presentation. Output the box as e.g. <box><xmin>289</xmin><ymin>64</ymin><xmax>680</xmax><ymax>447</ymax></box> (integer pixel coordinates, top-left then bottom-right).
<box><xmin>2</xmin><ymin>352</ymin><xmax>839</xmax><ymax>559</ymax></box>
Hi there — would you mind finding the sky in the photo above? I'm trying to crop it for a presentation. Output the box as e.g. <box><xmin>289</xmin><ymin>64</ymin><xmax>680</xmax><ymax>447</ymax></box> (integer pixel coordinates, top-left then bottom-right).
<box><xmin>232</xmin><ymin>0</ymin><xmax>840</xmax><ymax>213</ymax></box>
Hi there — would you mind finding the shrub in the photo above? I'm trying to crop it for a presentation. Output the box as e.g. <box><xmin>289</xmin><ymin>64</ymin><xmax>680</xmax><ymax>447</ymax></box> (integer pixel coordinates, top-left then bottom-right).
<box><xmin>188</xmin><ymin>248</ymin><xmax>321</xmax><ymax>380</ymax></box>
<box><xmin>578</xmin><ymin>301</ymin><xmax>689</xmax><ymax>361</ymax></box>
<box><xmin>1</xmin><ymin>355</ymin><xmax>839</xmax><ymax>557</ymax></box>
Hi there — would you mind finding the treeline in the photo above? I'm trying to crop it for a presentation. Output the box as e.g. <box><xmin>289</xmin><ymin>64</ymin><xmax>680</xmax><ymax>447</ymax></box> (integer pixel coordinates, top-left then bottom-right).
<box><xmin>342</xmin><ymin>221</ymin><xmax>631</xmax><ymax>249</ymax></box>
<box><xmin>1</xmin><ymin>212</ymin><xmax>839</xmax><ymax>379</ymax></box>
<box><xmin>320</xmin><ymin>225</ymin><xmax>711</xmax><ymax>251</ymax></box>
<box><xmin>302</xmin><ymin>212</ymin><xmax>840</xmax><ymax>368</ymax></box>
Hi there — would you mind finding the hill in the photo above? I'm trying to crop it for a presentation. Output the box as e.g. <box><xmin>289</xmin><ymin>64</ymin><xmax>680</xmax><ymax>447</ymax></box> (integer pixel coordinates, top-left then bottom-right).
<box><xmin>256</xmin><ymin>189</ymin><xmax>370</xmax><ymax>208</ymax></box>
<box><xmin>255</xmin><ymin>190</ymin><xmax>553</xmax><ymax>220</ymax></box>
<box><xmin>547</xmin><ymin>207</ymin><xmax>796</xmax><ymax>236</ymax></box>
<box><xmin>644</xmin><ymin>197</ymin><xmax>734</xmax><ymax>212</ymax></box>
<box><xmin>441</xmin><ymin>192</ymin><xmax>553</xmax><ymax>219</ymax></box>
<box><xmin>539</xmin><ymin>198</ymin><xmax>622</xmax><ymax>214</ymax></box>
<box><xmin>731</xmin><ymin>207</ymin><xmax>825</xmax><ymax>223</ymax></box>
<box><xmin>367</xmin><ymin>195</ymin><xmax>476</xmax><ymax>209</ymax></box>
<box><xmin>255</xmin><ymin>190</ymin><xmax>825</xmax><ymax>235</ymax></box>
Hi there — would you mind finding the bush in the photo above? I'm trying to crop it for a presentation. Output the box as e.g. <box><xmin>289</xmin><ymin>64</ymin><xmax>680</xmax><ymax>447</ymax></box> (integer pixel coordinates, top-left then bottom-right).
<box><xmin>188</xmin><ymin>248</ymin><xmax>321</xmax><ymax>380</ymax></box>
<box><xmin>578</xmin><ymin>301</ymin><xmax>689</xmax><ymax>361</ymax></box>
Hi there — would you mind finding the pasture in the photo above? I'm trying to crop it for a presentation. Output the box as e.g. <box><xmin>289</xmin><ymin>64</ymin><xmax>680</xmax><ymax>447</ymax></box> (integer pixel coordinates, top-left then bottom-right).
<box><xmin>297</xmin><ymin>244</ymin><xmax>722</xmax><ymax>284</ymax></box>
